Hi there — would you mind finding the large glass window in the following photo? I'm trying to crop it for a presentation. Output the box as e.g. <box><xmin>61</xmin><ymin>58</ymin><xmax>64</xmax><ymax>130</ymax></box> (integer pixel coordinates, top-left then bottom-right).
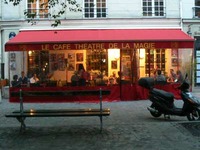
<box><xmin>144</xmin><ymin>49</ymin><xmax>166</xmax><ymax>77</ymax></box>
<box><xmin>24</xmin><ymin>48</ymin><xmax>193</xmax><ymax>87</ymax></box>
<box><xmin>138</xmin><ymin>48</ymin><xmax>193</xmax><ymax>84</ymax></box>
<box><xmin>28</xmin><ymin>51</ymin><xmax>49</xmax><ymax>82</ymax></box>
<box><xmin>143</xmin><ymin>0</ymin><xmax>165</xmax><ymax>17</ymax></box>
<box><xmin>121</xmin><ymin>49</ymin><xmax>139</xmax><ymax>84</ymax></box>
<box><xmin>27</xmin><ymin>0</ymin><xmax>49</xmax><ymax>18</ymax></box>
<box><xmin>84</xmin><ymin>0</ymin><xmax>107</xmax><ymax>18</ymax></box>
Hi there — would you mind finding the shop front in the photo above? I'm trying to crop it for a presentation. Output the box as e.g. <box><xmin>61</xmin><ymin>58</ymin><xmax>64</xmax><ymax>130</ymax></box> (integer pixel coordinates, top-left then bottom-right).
<box><xmin>5</xmin><ymin>29</ymin><xmax>194</xmax><ymax>102</ymax></box>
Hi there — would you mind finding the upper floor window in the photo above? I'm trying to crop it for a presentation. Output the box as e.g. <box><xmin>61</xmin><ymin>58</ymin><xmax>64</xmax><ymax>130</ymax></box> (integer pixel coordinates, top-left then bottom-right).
<box><xmin>143</xmin><ymin>0</ymin><xmax>165</xmax><ymax>17</ymax></box>
<box><xmin>27</xmin><ymin>0</ymin><xmax>49</xmax><ymax>19</ymax></box>
<box><xmin>194</xmin><ymin>0</ymin><xmax>200</xmax><ymax>18</ymax></box>
<box><xmin>84</xmin><ymin>0</ymin><xmax>107</xmax><ymax>18</ymax></box>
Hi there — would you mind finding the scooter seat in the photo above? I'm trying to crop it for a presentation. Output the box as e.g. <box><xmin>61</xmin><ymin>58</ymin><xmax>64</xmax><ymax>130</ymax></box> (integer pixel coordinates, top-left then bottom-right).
<box><xmin>152</xmin><ymin>88</ymin><xmax>174</xmax><ymax>100</ymax></box>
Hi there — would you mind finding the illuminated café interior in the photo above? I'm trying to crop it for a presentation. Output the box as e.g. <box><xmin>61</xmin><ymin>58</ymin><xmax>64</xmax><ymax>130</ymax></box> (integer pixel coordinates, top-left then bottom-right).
<box><xmin>5</xmin><ymin>29</ymin><xmax>194</xmax><ymax>102</ymax></box>
<box><xmin>27</xmin><ymin>48</ymin><xmax>192</xmax><ymax>86</ymax></box>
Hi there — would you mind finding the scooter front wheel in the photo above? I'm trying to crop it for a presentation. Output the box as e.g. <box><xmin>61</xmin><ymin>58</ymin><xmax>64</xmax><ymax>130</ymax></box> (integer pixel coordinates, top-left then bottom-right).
<box><xmin>187</xmin><ymin>108</ymin><xmax>200</xmax><ymax>121</ymax></box>
<box><xmin>149</xmin><ymin>103</ymin><xmax>162</xmax><ymax>118</ymax></box>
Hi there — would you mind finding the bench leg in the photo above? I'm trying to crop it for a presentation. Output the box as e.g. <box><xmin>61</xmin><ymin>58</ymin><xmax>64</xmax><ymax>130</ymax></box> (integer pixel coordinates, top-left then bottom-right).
<box><xmin>99</xmin><ymin>116</ymin><xmax>103</xmax><ymax>133</ymax></box>
<box><xmin>16</xmin><ymin>117</ymin><xmax>26</xmax><ymax>132</ymax></box>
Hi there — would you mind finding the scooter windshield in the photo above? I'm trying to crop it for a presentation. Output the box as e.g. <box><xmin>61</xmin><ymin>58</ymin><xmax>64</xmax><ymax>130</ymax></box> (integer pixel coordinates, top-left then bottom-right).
<box><xmin>185</xmin><ymin>92</ymin><xmax>200</xmax><ymax>104</ymax></box>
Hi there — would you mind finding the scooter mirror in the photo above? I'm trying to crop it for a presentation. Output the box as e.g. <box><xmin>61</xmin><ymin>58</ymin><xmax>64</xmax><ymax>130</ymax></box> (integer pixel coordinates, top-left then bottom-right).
<box><xmin>185</xmin><ymin>73</ymin><xmax>188</xmax><ymax>79</ymax></box>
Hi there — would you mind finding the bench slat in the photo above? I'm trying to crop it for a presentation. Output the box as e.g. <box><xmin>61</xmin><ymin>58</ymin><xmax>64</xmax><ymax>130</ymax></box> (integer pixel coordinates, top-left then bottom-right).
<box><xmin>6</xmin><ymin>111</ymin><xmax>110</xmax><ymax>117</ymax></box>
<box><xmin>12</xmin><ymin>108</ymin><xmax>110</xmax><ymax>114</ymax></box>
<box><xmin>11</xmin><ymin>90</ymin><xmax>111</xmax><ymax>97</ymax></box>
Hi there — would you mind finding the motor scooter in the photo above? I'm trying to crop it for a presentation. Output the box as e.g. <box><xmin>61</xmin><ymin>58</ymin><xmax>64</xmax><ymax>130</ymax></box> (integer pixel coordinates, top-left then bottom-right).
<box><xmin>138</xmin><ymin>75</ymin><xmax>200</xmax><ymax>121</ymax></box>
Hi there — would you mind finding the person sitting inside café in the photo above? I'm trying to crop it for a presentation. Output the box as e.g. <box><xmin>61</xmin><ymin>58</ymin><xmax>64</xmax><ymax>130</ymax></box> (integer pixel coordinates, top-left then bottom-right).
<box><xmin>167</xmin><ymin>69</ymin><xmax>177</xmax><ymax>82</ymax></box>
<box><xmin>30</xmin><ymin>73</ymin><xmax>40</xmax><ymax>86</ymax></box>
<box><xmin>11</xmin><ymin>75</ymin><xmax>21</xmax><ymax>87</ymax></box>
<box><xmin>78</xmin><ymin>64</ymin><xmax>90</xmax><ymax>86</ymax></box>
<box><xmin>18</xmin><ymin>71</ymin><xmax>28</xmax><ymax>85</ymax></box>
<box><xmin>155</xmin><ymin>70</ymin><xmax>166</xmax><ymax>83</ymax></box>
<box><xmin>71</xmin><ymin>71</ymin><xmax>80</xmax><ymax>86</ymax></box>
<box><xmin>176</xmin><ymin>70</ymin><xmax>184</xmax><ymax>83</ymax></box>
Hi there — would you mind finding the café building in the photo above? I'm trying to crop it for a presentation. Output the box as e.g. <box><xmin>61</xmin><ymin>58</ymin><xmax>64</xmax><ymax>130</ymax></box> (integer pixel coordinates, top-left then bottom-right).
<box><xmin>5</xmin><ymin>29</ymin><xmax>194</xmax><ymax>102</ymax></box>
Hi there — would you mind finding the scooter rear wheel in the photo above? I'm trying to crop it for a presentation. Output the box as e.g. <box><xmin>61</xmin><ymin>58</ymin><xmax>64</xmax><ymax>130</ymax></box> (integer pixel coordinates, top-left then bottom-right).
<box><xmin>187</xmin><ymin>109</ymin><xmax>200</xmax><ymax>121</ymax></box>
<box><xmin>149</xmin><ymin>103</ymin><xmax>162</xmax><ymax>118</ymax></box>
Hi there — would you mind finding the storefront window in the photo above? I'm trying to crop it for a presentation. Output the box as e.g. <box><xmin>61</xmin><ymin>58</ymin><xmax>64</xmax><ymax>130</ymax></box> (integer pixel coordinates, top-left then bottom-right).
<box><xmin>177</xmin><ymin>49</ymin><xmax>193</xmax><ymax>83</ymax></box>
<box><xmin>28</xmin><ymin>51</ymin><xmax>49</xmax><ymax>81</ymax></box>
<box><xmin>144</xmin><ymin>49</ymin><xmax>166</xmax><ymax>77</ymax></box>
<box><xmin>86</xmin><ymin>49</ymin><xmax>108</xmax><ymax>72</ymax></box>
<box><xmin>138</xmin><ymin>48</ymin><xmax>193</xmax><ymax>83</ymax></box>
<box><xmin>121</xmin><ymin>49</ymin><xmax>139</xmax><ymax>84</ymax></box>
<box><xmin>86</xmin><ymin>49</ymin><xmax>108</xmax><ymax>85</ymax></box>
<box><xmin>25</xmin><ymin>48</ymin><xmax>193</xmax><ymax>87</ymax></box>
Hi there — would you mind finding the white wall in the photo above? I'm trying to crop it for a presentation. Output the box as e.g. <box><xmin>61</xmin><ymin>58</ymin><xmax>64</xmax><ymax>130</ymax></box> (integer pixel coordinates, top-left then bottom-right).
<box><xmin>2</xmin><ymin>0</ymin><xmax>25</xmax><ymax>20</ymax></box>
<box><xmin>181</xmin><ymin>0</ymin><xmax>194</xmax><ymax>18</ymax></box>
<box><xmin>107</xmin><ymin>0</ymin><xmax>141</xmax><ymax>18</ymax></box>
<box><xmin>165</xmin><ymin>0</ymin><xmax>180</xmax><ymax>18</ymax></box>
<box><xmin>1</xmin><ymin>0</ymin><xmax>186</xmax><ymax>20</ymax></box>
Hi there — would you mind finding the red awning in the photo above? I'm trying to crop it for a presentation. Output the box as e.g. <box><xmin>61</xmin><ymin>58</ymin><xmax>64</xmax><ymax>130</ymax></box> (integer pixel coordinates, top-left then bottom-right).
<box><xmin>5</xmin><ymin>29</ymin><xmax>194</xmax><ymax>51</ymax></box>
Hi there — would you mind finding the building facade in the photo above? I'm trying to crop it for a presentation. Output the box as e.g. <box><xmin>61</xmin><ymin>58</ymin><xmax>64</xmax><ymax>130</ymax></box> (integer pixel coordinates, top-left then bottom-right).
<box><xmin>0</xmin><ymin>0</ymin><xmax>197</xmax><ymax>101</ymax></box>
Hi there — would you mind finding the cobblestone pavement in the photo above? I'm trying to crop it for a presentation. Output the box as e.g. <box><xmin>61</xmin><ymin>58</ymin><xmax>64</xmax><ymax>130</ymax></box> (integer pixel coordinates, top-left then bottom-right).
<box><xmin>0</xmin><ymin>95</ymin><xmax>200</xmax><ymax>150</ymax></box>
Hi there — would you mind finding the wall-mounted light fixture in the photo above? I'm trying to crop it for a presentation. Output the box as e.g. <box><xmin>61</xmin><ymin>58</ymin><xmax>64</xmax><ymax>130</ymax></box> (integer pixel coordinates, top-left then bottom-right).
<box><xmin>28</xmin><ymin>51</ymin><xmax>32</xmax><ymax>56</ymax></box>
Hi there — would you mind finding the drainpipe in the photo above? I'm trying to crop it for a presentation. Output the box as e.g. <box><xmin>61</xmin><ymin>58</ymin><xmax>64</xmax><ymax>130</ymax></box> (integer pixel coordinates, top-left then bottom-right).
<box><xmin>179</xmin><ymin>0</ymin><xmax>183</xmax><ymax>29</ymax></box>
<box><xmin>0</xmin><ymin>28</ymin><xmax>4</xmax><ymax>79</ymax></box>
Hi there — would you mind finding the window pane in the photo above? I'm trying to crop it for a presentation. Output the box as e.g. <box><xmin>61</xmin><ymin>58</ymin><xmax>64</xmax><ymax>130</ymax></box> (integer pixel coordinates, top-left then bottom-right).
<box><xmin>143</xmin><ymin>0</ymin><xmax>153</xmax><ymax>16</ymax></box>
<box><xmin>154</xmin><ymin>0</ymin><xmax>164</xmax><ymax>16</ymax></box>
<box><xmin>102</xmin><ymin>3</ymin><xmax>106</xmax><ymax>7</ymax></box>
<box><xmin>97</xmin><ymin>3</ymin><xmax>101</xmax><ymax>7</ymax></box>
<box><xmin>85</xmin><ymin>3</ymin><xmax>88</xmax><ymax>7</ymax></box>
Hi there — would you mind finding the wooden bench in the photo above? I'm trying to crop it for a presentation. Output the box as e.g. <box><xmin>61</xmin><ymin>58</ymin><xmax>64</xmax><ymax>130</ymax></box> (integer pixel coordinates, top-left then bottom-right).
<box><xmin>5</xmin><ymin>88</ymin><xmax>111</xmax><ymax>132</ymax></box>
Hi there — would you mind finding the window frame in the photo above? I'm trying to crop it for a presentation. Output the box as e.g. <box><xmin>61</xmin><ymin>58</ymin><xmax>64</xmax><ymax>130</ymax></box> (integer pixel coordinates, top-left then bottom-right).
<box><xmin>84</xmin><ymin>0</ymin><xmax>107</xmax><ymax>18</ymax></box>
<box><xmin>142</xmin><ymin>0</ymin><xmax>165</xmax><ymax>17</ymax></box>
<box><xmin>26</xmin><ymin>0</ymin><xmax>49</xmax><ymax>19</ymax></box>
<box><xmin>194</xmin><ymin>0</ymin><xmax>200</xmax><ymax>18</ymax></box>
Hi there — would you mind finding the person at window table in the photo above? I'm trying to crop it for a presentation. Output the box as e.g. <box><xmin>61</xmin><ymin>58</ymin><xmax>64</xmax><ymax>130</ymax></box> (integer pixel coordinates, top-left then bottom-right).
<box><xmin>30</xmin><ymin>73</ymin><xmax>39</xmax><ymax>84</ymax></box>
<box><xmin>11</xmin><ymin>75</ymin><xmax>21</xmax><ymax>87</ymax></box>
<box><xmin>155</xmin><ymin>70</ymin><xmax>166</xmax><ymax>82</ymax></box>
<box><xmin>78</xmin><ymin>64</ymin><xmax>90</xmax><ymax>86</ymax></box>
<box><xmin>167</xmin><ymin>69</ymin><xmax>177</xmax><ymax>82</ymax></box>
<box><xmin>18</xmin><ymin>71</ymin><xmax>28</xmax><ymax>84</ymax></box>
<box><xmin>176</xmin><ymin>70</ymin><xmax>184</xmax><ymax>83</ymax></box>
<box><xmin>71</xmin><ymin>71</ymin><xmax>80</xmax><ymax>86</ymax></box>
